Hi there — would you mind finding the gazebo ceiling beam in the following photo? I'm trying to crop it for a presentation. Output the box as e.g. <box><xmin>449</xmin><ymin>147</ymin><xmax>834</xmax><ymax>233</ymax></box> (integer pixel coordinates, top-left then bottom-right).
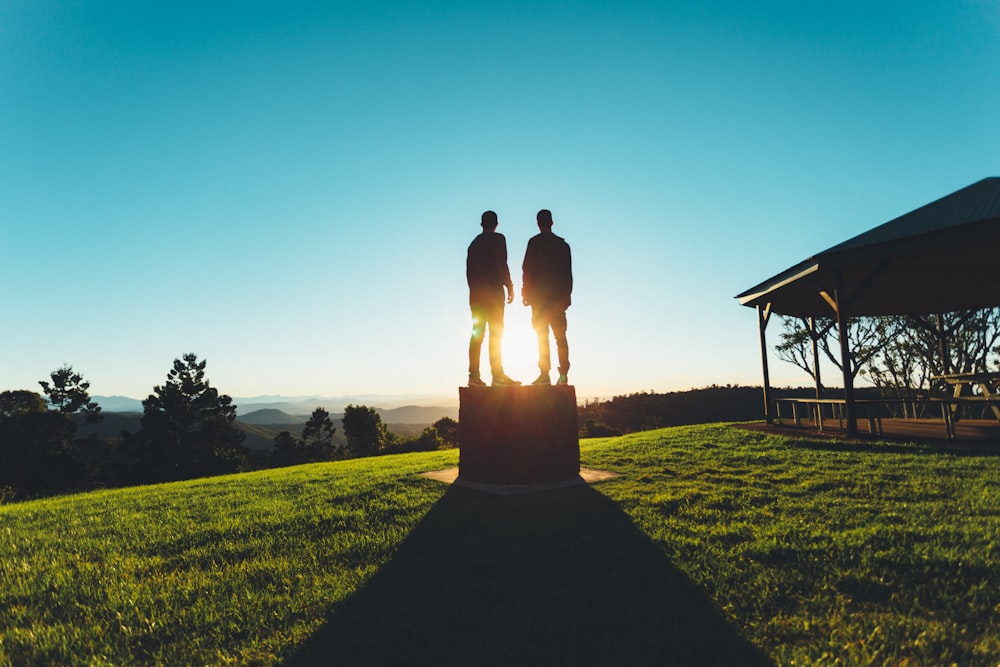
<box><xmin>811</xmin><ymin>260</ymin><xmax>891</xmax><ymax>319</ymax></box>
<box><xmin>814</xmin><ymin>280</ymin><xmax>838</xmax><ymax>314</ymax></box>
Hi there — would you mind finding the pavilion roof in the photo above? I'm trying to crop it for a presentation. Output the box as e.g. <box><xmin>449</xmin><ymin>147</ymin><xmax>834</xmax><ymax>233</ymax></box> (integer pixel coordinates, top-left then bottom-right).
<box><xmin>736</xmin><ymin>177</ymin><xmax>1000</xmax><ymax>317</ymax></box>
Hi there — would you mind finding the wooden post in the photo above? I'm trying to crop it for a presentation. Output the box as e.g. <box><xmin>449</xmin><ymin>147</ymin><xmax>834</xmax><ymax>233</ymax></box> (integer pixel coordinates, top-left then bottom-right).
<box><xmin>809</xmin><ymin>316</ymin><xmax>823</xmax><ymax>399</ymax></box>
<box><xmin>834</xmin><ymin>274</ymin><xmax>858</xmax><ymax>436</ymax></box>
<box><xmin>936</xmin><ymin>313</ymin><xmax>951</xmax><ymax>375</ymax></box>
<box><xmin>757</xmin><ymin>304</ymin><xmax>773</xmax><ymax>424</ymax></box>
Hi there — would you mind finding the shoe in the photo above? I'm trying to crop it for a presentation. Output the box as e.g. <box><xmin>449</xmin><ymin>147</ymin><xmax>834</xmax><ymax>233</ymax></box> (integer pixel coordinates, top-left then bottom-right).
<box><xmin>532</xmin><ymin>373</ymin><xmax>551</xmax><ymax>385</ymax></box>
<box><xmin>556</xmin><ymin>374</ymin><xmax>569</xmax><ymax>385</ymax></box>
<box><xmin>469</xmin><ymin>374</ymin><xmax>486</xmax><ymax>387</ymax></box>
<box><xmin>491</xmin><ymin>374</ymin><xmax>521</xmax><ymax>386</ymax></box>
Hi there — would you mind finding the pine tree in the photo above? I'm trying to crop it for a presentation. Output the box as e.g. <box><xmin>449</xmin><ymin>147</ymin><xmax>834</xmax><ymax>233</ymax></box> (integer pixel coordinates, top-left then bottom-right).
<box><xmin>132</xmin><ymin>354</ymin><xmax>246</xmax><ymax>481</ymax></box>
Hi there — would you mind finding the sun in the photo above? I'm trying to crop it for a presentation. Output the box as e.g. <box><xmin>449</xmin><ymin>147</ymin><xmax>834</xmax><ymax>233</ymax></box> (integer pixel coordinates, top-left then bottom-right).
<box><xmin>501</xmin><ymin>307</ymin><xmax>540</xmax><ymax>382</ymax></box>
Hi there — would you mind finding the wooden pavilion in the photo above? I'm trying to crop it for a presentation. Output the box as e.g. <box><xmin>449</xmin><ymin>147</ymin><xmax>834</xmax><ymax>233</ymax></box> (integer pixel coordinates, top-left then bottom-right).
<box><xmin>736</xmin><ymin>177</ymin><xmax>1000</xmax><ymax>436</ymax></box>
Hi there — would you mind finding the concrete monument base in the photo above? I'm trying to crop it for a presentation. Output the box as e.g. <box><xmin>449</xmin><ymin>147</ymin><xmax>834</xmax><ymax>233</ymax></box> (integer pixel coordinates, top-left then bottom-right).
<box><xmin>458</xmin><ymin>385</ymin><xmax>580</xmax><ymax>485</ymax></box>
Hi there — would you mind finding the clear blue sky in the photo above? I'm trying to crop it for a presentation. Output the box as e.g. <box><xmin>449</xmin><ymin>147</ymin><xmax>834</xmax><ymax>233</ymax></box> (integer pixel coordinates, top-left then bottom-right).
<box><xmin>3</xmin><ymin>1</ymin><xmax>999</xmax><ymax>403</ymax></box>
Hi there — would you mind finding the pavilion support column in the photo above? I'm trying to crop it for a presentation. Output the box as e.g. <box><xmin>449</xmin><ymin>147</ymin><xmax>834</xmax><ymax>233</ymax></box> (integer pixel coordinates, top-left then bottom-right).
<box><xmin>834</xmin><ymin>274</ymin><xmax>858</xmax><ymax>436</ymax></box>
<box><xmin>757</xmin><ymin>304</ymin><xmax>773</xmax><ymax>424</ymax></box>
<box><xmin>809</xmin><ymin>316</ymin><xmax>823</xmax><ymax>399</ymax></box>
<box><xmin>936</xmin><ymin>313</ymin><xmax>952</xmax><ymax>375</ymax></box>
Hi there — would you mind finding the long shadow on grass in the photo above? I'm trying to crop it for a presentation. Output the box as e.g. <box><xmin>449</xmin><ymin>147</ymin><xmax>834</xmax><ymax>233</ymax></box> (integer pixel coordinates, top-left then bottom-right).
<box><xmin>282</xmin><ymin>483</ymin><xmax>772</xmax><ymax>666</ymax></box>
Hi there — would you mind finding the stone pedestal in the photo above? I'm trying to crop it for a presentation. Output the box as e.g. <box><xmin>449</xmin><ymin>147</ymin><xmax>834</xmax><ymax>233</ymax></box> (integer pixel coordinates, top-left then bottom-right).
<box><xmin>458</xmin><ymin>385</ymin><xmax>580</xmax><ymax>485</ymax></box>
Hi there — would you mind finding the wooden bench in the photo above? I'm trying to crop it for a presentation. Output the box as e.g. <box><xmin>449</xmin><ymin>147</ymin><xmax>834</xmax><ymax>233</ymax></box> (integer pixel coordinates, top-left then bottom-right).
<box><xmin>774</xmin><ymin>398</ymin><xmax>886</xmax><ymax>435</ymax></box>
<box><xmin>774</xmin><ymin>396</ymin><xmax>999</xmax><ymax>439</ymax></box>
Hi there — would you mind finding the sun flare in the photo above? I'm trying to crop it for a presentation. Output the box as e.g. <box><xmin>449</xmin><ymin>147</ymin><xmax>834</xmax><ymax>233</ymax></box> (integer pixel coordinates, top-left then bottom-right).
<box><xmin>500</xmin><ymin>307</ymin><xmax>540</xmax><ymax>382</ymax></box>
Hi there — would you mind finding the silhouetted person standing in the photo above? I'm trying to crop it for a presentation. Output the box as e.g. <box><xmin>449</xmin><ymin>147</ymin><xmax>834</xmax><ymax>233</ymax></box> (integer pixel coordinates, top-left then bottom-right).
<box><xmin>522</xmin><ymin>209</ymin><xmax>572</xmax><ymax>385</ymax></box>
<box><xmin>467</xmin><ymin>211</ymin><xmax>520</xmax><ymax>387</ymax></box>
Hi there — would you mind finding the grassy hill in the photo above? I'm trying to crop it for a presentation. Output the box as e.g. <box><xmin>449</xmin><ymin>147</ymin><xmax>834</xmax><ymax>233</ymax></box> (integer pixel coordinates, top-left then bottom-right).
<box><xmin>1</xmin><ymin>424</ymin><xmax>996</xmax><ymax>665</ymax></box>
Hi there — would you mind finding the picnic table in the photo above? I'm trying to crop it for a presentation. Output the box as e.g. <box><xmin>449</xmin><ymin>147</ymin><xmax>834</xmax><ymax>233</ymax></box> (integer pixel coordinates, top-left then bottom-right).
<box><xmin>773</xmin><ymin>391</ymin><xmax>997</xmax><ymax>440</ymax></box>
<box><xmin>932</xmin><ymin>372</ymin><xmax>1000</xmax><ymax>420</ymax></box>
<box><xmin>772</xmin><ymin>397</ymin><xmax>888</xmax><ymax>435</ymax></box>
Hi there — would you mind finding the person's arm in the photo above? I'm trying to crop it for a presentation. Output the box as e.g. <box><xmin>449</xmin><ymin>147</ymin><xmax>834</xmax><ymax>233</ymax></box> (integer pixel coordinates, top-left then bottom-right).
<box><xmin>565</xmin><ymin>243</ymin><xmax>573</xmax><ymax>307</ymax></box>
<box><xmin>499</xmin><ymin>235</ymin><xmax>515</xmax><ymax>304</ymax></box>
<box><xmin>521</xmin><ymin>239</ymin><xmax>534</xmax><ymax>306</ymax></box>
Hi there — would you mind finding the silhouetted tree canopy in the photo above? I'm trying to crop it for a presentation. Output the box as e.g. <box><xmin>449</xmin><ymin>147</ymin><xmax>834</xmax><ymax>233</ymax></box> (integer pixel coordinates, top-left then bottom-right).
<box><xmin>431</xmin><ymin>416</ymin><xmax>458</xmax><ymax>448</ymax></box>
<box><xmin>0</xmin><ymin>390</ymin><xmax>48</xmax><ymax>417</ymax></box>
<box><xmin>384</xmin><ymin>425</ymin><xmax>445</xmax><ymax>454</ymax></box>
<box><xmin>341</xmin><ymin>404</ymin><xmax>387</xmax><ymax>457</ymax></box>
<box><xmin>575</xmin><ymin>385</ymin><xmax>849</xmax><ymax>435</ymax></box>
<box><xmin>776</xmin><ymin>308</ymin><xmax>1000</xmax><ymax>403</ymax></box>
<box><xmin>273</xmin><ymin>430</ymin><xmax>303</xmax><ymax>466</ymax></box>
<box><xmin>39</xmin><ymin>365</ymin><xmax>102</xmax><ymax>423</ymax></box>
<box><xmin>275</xmin><ymin>408</ymin><xmax>343</xmax><ymax>466</ymax></box>
<box><xmin>0</xmin><ymin>390</ymin><xmax>80</xmax><ymax>499</ymax></box>
<box><xmin>127</xmin><ymin>353</ymin><xmax>246</xmax><ymax>483</ymax></box>
<box><xmin>302</xmin><ymin>407</ymin><xmax>340</xmax><ymax>460</ymax></box>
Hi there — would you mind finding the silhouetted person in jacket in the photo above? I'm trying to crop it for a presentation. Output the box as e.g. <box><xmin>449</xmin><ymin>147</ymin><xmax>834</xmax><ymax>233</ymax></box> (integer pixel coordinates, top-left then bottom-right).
<box><xmin>522</xmin><ymin>209</ymin><xmax>572</xmax><ymax>385</ymax></box>
<box><xmin>467</xmin><ymin>211</ymin><xmax>520</xmax><ymax>387</ymax></box>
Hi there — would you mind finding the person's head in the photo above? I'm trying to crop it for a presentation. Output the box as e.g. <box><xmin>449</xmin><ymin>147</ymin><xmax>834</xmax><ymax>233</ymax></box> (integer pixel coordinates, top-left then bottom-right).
<box><xmin>536</xmin><ymin>209</ymin><xmax>553</xmax><ymax>229</ymax></box>
<box><xmin>481</xmin><ymin>210</ymin><xmax>498</xmax><ymax>230</ymax></box>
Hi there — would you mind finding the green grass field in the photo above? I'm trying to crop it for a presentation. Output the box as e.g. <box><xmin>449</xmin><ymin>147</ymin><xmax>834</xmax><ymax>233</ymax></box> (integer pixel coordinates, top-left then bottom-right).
<box><xmin>1</xmin><ymin>424</ymin><xmax>997</xmax><ymax>666</ymax></box>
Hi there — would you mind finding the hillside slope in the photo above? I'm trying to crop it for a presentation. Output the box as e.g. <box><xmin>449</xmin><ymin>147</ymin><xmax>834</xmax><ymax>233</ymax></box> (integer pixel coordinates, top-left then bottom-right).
<box><xmin>1</xmin><ymin>425</ymin><xmax>996</xmax><ymax>666</ymax></box>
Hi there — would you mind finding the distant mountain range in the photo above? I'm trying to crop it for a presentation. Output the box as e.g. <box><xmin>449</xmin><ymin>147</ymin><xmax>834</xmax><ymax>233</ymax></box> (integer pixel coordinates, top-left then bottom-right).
<box><xmin>74</xmin><ymin>403</ymin><xmax>458</xmax><ymax>452</ymax></box>
<box><xmin>92</xmin><ymin>394</ymin><xmax>459</xmax><ymax>417</ymax></box>
<box><xmin>91</xmin><ymin>395</ymin><xmax>146</xmax><ymax>412</ymax></box>
<box><xmin>237</xmin><ymin>409</ymin><xmax>302</xmax><ymax>425</ymax></box>
<box><xmin>237</xmin><ymin>405</ymin><xmax>458</xmax><ymax>425</ymax></box>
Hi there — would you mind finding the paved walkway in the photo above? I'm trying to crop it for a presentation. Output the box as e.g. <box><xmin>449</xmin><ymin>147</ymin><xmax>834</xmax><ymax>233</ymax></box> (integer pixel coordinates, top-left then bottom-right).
<box><xmin>421</xmin><ymin>466</ymin><xmax>619</xmax><ymax>496</ymax></box>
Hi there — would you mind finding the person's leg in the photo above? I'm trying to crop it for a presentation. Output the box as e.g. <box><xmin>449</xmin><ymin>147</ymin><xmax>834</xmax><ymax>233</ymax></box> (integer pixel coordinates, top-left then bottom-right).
<box><xmin>552</xmin><ymin>310</ymin><xmax>570</xmax><ymax>381</ymax></box>
<box><xmin>468</xmin><ymin>306</ymin><xmax>486</xmax><ymax>384</ymax></box>
<box><xmin>532</xmin><ymin>306</ymin><xmax>551</xmax><ymax>375</ymax></box>
<box><xmin>486</xmin><ymin>303</ymin><xmax>505</xmax><ymax>378</ymax></box>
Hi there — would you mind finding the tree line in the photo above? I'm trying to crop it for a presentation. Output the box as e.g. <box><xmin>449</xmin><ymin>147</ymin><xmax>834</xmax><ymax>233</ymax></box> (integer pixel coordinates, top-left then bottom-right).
<box><xmin>8</xmin><ymin>308</ymin><xmax>994</xmax><ymax>502</ymax></box>
<box><xmin>577</xmin><ymin>308</ymin><xmax>1000</xmax><ymax>435</ymax></box>
<box><xmin>773</xmin><ymin>307</ymin><xmax>1000</xmax><ymax>415</ymax></box>
<box><xmin>0</xmin><ymin>354</ymin><xmax>457</xmax><ymax>503</ymax></box>
<box><xmin>575</xmin><ymin>384</ymin><xmax>857</xmax><ymax>436</ymax></box>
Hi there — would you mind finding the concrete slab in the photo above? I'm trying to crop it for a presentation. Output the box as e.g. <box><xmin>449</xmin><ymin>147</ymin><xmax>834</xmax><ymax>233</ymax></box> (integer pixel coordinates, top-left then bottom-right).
<box><xmin>420</xmin><ymin>466</ymin><xmax>620</xmax><ymax>496</ymax></box>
